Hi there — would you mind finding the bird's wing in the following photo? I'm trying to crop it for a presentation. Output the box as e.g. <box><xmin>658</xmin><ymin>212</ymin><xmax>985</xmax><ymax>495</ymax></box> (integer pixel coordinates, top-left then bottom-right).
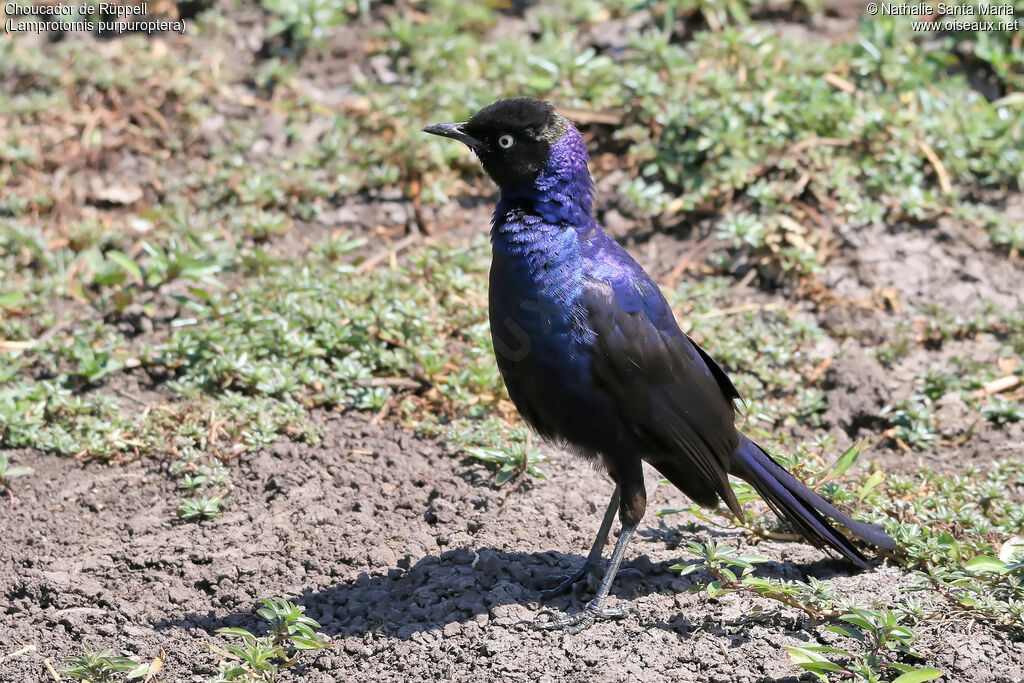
<box><xmin>580</xmin><ymin>271</ymin><xmax>743</xmax><ymax>514</ymax></box>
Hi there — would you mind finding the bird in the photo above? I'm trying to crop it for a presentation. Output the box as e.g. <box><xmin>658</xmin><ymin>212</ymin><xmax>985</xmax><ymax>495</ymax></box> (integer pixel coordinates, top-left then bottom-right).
<box><xmin>423</xmin><ymin>97</ymin><xmax>895</xmax><ymax>633</ymax></box>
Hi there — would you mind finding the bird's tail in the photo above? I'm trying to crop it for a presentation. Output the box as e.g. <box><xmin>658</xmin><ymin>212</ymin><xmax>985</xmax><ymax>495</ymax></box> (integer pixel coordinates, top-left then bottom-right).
<box><xmin>729</xmin><ymin>435</ymin><xmax>895</xmax><ymax>568</ymax></box>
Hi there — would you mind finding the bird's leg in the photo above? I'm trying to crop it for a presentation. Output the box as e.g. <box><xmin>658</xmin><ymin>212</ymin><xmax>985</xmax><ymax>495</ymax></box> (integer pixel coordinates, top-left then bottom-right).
<box><xmin>540</xmin><ymin>485</ymin><xmax>620</xmax><ymax>598</ymax></box>
<box><xmin>534</xmin><ymin>520</ymin><xmax>637</xmax><ymax>633</ymax></box>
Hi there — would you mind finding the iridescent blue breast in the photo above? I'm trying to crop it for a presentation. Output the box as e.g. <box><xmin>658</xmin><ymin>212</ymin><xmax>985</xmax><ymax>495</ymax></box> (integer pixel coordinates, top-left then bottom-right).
<box><xmin>487</xmin><ymin>212</ymin><xmax>623</xmax><ymax>453</ymax></box>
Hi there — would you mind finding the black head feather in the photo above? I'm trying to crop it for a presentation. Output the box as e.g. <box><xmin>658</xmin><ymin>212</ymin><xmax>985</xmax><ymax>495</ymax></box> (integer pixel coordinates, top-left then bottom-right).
<box><xmin>424</xmin><ymin>98</ymin><xmax>569</xmax><ymax>190</ymax></box>
<box><xmin>464</xmin><ymin>98</ymin><xmax>568</xmax><ymax>144</ymax></box>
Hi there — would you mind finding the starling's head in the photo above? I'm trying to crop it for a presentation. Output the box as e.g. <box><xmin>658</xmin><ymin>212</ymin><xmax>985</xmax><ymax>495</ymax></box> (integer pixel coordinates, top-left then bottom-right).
<box><xmin>423</xmin><ymin>98</ymin><xmax>570</xmax><ymax>191</ymax></box>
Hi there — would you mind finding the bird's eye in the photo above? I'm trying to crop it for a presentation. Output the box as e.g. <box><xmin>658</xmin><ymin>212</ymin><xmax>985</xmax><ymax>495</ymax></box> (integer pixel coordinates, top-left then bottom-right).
<box><xmin>498</xmin><ymin>134</ymin><xmax>515</xmax><ymax>149</ymax></box>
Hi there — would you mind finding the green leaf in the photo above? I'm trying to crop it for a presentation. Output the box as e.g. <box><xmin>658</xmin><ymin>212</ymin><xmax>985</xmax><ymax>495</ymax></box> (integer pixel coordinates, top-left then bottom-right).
<box><xmin>289</xmin><ymin>635</ymin><xmax>328</xmax><ymax>650</ymax></box>
<box><xmin>222</xmin><ymin>644</ymin><xmax>250</xmax><ymax>660</ymax></box>
<box><xmin>892</xmin><ymin>668</ymin><xmax>944</xmax><ymax>683</ymax></box>
<box><xmin>107</xmin><ymin>250</ymin><xmax>144</xmax><ymax>283</ymax></box>
<box><xmin>726</xmin><ymin>0</ymin><xmax>750</xmax><ymax>24</ymax></box>
<box><xmin>999</xmin><ymin>536</ymin><xmax>1024</xmax><ymax>563</ymax></box>
<box><xmin>992</xmin><ymin>92</ymin><xmax>1024</xmax><ymax>108</ymax></box>
<box><xmin>785</xmin><ymin>646</ymin><xmax>846</xmax><ymax>681</ymax></box>
<box><xmin>890</xmin><ymin>625</ymin><xmax>916</xmax><ymax>640</ymax></box>
<box><xmin>0</xmin><ymin>290</ymin><xmax>24</xmax><ymax>307</ymax></box>
<box><xmin>216</xmin><ymin>627</ymin><xmax>257</xmax><ymax>640</ymax></box>
<box><xmin>826</xmin><ymin>624</ymin><xmax>866</xmax><ymax>640</ymax></box>
<box><xmin>93</xmin><ymin>268</ymin><xmax>127</xmax><ymax>287</ymax></box>
<box><xmin>706</xmin><ymin>581</ymin><xmax>734</xmax><ymax>597</ymax></box>
<box><xmin>125</xmin><ymin>662</ymin><xmax>152</xmax><ymax>679</ymax></box>
<box><xmin>938</xmin><ymin>532</ymin><xmax>961</xmax><ymax>562</ymax></box>
<box><xmin>795</xmin><ymin>645</ymin><xmax>856</xmax><ymax>656</ymax></box>
<box><xmin>856</xmin><ymin>470</ymin><xmax>885</xmax><ymax>501</ymax></box>
<box><xmin>828</xmin><ymin>438</ymin><xmax>868</xmax><ymax>479</ymax></box>
<box><xmin>465</xmin><ymin>447</ymin><xmax>506</xmax><ymax>463</ymax></box>
<box><xmin>964</xmin><ymin>555</ymin><xmax>1006</xmax><ymax>574</ymax></box>
<box><xmin>293</xmin><ymin>623</ymin><xmax>317</xmax><ymax>639</ymax></box>
<box><xmin>839</xmin><ymin>614</ymin><xmax>876</xmax><ymax>630</ymax></box>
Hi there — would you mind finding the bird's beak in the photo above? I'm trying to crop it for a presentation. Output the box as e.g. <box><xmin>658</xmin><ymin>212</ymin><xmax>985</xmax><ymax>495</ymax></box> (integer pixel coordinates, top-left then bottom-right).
<box><xmin>422</xmin><ymin>121</ymin><xmax>483</xmax><ymax>150</ymax></box>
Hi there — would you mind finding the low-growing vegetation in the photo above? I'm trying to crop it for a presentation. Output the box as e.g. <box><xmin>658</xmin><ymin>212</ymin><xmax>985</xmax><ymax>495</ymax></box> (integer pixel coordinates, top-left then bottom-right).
<box><xmin>668</xmin><ymin>440</ymin><xmax>1024</xmax><ymax>680</ymax></box>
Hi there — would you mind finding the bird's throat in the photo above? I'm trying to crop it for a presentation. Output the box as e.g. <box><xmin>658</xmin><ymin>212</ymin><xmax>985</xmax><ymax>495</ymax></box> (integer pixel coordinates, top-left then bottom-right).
<box><xmin>495</xmin><ymin>127</ymin><xmax>595</xmax><ymax>229</ymax></box>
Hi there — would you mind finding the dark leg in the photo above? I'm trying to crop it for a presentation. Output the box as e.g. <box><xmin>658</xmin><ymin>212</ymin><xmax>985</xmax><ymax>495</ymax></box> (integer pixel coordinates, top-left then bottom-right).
<box><xmin>540</xmin><ymin>485</ymin><xmax>620</xmax><ymax>598</ymax></box>
<box><xmin>533</xmin><ymin>521</ymin><xmax>637</xmax><ymax>633</ymax></box>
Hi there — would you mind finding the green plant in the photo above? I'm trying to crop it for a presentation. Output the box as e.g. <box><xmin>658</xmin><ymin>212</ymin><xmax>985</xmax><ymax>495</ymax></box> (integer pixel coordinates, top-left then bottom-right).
<box><xmin>0</xmin><ymin>452</ymin><xmax>33</xmax><ymax>506</ymax></box>
<box><xmin>880</xmin><ymin>395</ymin><xmax>939</xmax><ymax>451</ymax></box>
<box><xmin>982</xmin><ymin>396</ymin><xmax>1024</xmax><ymax>425</ymax></box>
<box><xmin>93</xmin><ymin>237</ymin><xmax>224</xmax><ymax>313</ymax></box>
<box><xmin>60</xmin><ymin>647</ymin><xmax>150</xmax><ymax>682</ymax></box>
<box><xmin>66</xmin><ymin>336</ymin><xmax>126</xmax><ymax>386</ymax></box>
<box><xmin>261</xmin><ymin>0</ymin><xmax>354</xmax><ymax>54</ymax></box>
<box><xmin>466</xmin><ymin>443</ymin><xmax>548</xmax><ymax>485</ymax></box>
<box><xmin>786</xmin><ymin>612</ymin><xmax>942</xmax><ymax>682</ymax></box>
<box><xmin>208</xmin><ymin>598</ymin><xmax>329</xmax><ymax>682</ymax></box>
<box><xmin>903</xmin><ymin>530</ymin><xmax>1024</xmax><ymax>631</ymax></box>
<box><xmin>661</xmin><ymin>430</ymin><xmax>1024</xmax><ymax>678</ymax></box>
<box><xmin>675</xmin><ymin>542</ymin><xmax>943</xmax><ymax>682</ymax></box>
<box><xmin>178</xmin><ymin>495</ymin><xmax>224</xmax><ymax>521</ymax></box>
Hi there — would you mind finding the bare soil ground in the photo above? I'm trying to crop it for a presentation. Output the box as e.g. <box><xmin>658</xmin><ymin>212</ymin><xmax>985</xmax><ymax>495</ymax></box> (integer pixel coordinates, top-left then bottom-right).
<box><xmin>1</xmin><ymin>411</ymin><xmax>1020</xmax><ymax>683</ymax></box>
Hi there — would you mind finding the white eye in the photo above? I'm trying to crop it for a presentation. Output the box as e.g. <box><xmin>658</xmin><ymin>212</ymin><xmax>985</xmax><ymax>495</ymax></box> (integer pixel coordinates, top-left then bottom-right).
<box><xmin>498</xmin><ymin>134</ymin><xmax>515</xmax><ymax>149</ymax></box>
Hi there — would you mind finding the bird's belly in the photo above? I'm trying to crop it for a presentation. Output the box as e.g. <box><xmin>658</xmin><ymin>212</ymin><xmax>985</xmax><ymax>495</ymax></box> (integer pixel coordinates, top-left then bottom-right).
<box><xmin>489</xmin><ymin>286</ymin><xmax>622</xmax><ymax>454</ymax></box>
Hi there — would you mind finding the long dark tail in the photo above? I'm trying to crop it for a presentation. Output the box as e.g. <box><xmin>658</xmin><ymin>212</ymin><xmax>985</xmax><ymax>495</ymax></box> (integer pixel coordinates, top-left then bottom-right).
<box><xmin>729</xmin><ymin>435</ymin><xmax>895</xmax><ymax>568</ymax></box>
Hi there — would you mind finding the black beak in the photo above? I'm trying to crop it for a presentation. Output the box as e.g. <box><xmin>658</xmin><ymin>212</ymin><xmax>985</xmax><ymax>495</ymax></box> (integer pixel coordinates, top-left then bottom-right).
<box><xmin>422</xmin><ymin>121</ymin><xmax>483</xmax><ymax>149</ymax></box>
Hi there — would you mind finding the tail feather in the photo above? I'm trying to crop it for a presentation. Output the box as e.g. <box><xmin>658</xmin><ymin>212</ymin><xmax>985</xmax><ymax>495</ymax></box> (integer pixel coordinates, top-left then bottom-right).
<box><xmin>730</xmin><ymin>436</ymin><xmax>895</xmax><ymax>568</ymax></box>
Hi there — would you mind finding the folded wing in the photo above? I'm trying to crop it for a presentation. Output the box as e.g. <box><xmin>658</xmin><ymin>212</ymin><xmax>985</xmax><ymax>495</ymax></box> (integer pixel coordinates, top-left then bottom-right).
<box><xmin>580</xmin><ymin>274</ymin><xmax>744</xmax><ymax>516</ymax></box>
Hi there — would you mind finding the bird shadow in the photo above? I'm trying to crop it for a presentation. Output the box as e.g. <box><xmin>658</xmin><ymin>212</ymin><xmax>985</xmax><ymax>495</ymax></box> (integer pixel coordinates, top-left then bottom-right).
<box><xmin>154</xmin><ymin>543</ymin><xmax>862</xmax><ymax>642</ymax></box>
<box><xmin>154</xmin><ymin>548</ymin><xmax>672</xmax><ymax>639</ymax></box>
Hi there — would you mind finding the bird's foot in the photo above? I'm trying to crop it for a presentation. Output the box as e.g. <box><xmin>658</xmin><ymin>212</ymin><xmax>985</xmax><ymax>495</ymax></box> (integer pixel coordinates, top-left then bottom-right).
<box><xmin>538</xmin><ymin>563</ymin><xmax>601</xmax><ymax>599</ymax></box>
<box><xmin>532</xmin><ymin>601</ymin><xmax>633</xmax><ymax>634</ymax></box>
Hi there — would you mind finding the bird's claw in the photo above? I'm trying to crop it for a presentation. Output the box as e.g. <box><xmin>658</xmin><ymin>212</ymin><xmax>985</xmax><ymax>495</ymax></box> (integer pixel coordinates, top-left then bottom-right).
<box><xmin>538</xmin><ymin>564</ymin><xmax>599</xmax><ymax>599</ymax></box>
<box><xmin>532</xmin><ymin>603</ymin><xmax>633</xmax><ymax>634</ymax></box>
